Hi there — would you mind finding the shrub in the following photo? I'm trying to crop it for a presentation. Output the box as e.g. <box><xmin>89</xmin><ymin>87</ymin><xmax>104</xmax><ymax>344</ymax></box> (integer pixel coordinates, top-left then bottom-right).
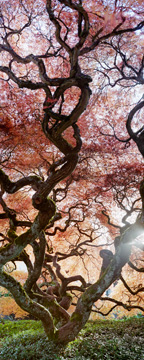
<box><xmin>0</xmin><ymin>331</ymin><xmax>64</xmax><ymax>360</ymax></box>
<box><xmin>0</xmin><ymin>319</ymin><xmax>143</xmax><ymax>360</ymax></box>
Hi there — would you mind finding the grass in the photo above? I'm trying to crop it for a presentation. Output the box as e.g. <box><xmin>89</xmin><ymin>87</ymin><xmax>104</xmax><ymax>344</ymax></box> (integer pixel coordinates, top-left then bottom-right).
<box><xmin>0</xmin><ymin>317</ymin><xmax>143</xmax><ymax>359</ymax></box>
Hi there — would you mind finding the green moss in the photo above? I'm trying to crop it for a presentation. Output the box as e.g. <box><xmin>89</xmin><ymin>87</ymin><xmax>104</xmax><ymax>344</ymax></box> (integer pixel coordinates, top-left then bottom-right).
<box><xmin>0</xmin><ymin>243</ymin><xmax>10</xmax><ymax>254</ymax></box>
<box><xmin>7</xmin><ymin>229</ymin><xmax>17</xmax><ymax>240</ymax></box>
<box><xmin>70</xmin><ymin>312</ymin><xmax>83</xmax><ymax>323</ymax></box>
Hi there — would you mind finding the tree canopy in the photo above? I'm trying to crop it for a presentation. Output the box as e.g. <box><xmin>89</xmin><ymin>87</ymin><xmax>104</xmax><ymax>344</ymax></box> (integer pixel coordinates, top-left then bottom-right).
<box><xmin>0</xmin><ymin>0</ymin><xmax>144</xmax><ymax>344</ymax></box>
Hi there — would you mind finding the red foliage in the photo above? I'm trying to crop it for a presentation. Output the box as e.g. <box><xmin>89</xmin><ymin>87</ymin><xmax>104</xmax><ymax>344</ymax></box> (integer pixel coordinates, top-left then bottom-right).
<box><xmin>0</xmin><ymin>0</ymin><xmax>143</xmax><ymax>340</ymax></box>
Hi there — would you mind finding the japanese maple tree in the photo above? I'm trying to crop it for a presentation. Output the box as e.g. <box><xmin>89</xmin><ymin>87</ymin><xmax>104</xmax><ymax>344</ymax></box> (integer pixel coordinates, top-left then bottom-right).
<box><xmin>0</xmin><ymin>0</ymin><xmax>144</xmax><ymax>344</ymax></box>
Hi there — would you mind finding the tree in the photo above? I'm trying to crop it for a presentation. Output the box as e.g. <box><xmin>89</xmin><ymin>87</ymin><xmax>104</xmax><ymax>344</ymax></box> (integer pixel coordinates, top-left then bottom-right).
<box><xmin>0</xmin><ymin>0</ymin><xmax>144</xmax><ymax>344</ymax></box>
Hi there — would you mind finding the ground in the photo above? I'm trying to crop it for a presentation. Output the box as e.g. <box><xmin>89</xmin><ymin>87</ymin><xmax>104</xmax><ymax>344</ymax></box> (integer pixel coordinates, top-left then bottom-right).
<box><xmin>0</xmin><ymin>317</ymin><xmax>143</xmax><ymax>359</ymax></box>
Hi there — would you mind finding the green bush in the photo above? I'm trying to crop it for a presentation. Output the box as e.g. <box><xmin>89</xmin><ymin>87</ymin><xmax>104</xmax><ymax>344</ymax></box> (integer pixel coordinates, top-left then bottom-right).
<box><xmin>0</xmin><ymin>318</ymin><xmax>143</xmax><ymax>360</ymax></box>
<box><xmin>0</xmin><ymin>331</ymin><xmax>64</xmax><ymax>360</ymax></box>
<box><xmin>0</xmin><ymin>320</ymin><xmax>43</xmax><ymax>339</ymax></box>
<box><xmin>64</xmin><ymin>335</ymin><xmax>144</xmax><ymax>360</ymax></box>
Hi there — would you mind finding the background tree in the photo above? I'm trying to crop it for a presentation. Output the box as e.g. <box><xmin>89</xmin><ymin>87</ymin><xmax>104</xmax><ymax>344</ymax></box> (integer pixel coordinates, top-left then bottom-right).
<box><xmin>0</xmin><ymin>0</ymin><xmax>144</xmax><ymax>344</ymax></box>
